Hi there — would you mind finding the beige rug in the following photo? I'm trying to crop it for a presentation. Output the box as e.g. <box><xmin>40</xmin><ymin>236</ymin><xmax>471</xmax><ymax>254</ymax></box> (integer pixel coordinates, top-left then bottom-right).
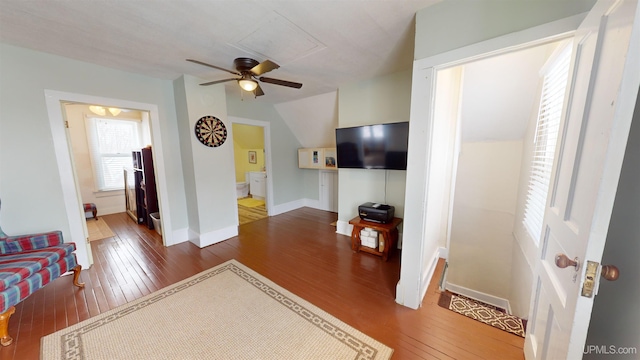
<box><xmin>41</xmin><ymin>260</ymin><xmax>393</xmax><ymax>360</ymax></box>
<box><xmin>86</xmin><ymin>218</ymin><xmax>115</xmax><ymax>241</ymax></box>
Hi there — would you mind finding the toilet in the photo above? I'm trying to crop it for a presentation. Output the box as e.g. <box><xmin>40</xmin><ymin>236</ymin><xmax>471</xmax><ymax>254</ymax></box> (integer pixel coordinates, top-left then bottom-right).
<box><xmin>236</xmin><ymin>182</ymin><xmax>249</xmax><ymax>198</ymax></box>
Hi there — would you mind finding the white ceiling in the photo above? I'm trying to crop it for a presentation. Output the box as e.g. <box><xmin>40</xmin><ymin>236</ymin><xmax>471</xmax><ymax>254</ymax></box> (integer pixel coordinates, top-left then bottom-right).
<box><xmin>0</xmin><ymin>0</ymin><xmax>440</xmax><ymax>104</ymax></box>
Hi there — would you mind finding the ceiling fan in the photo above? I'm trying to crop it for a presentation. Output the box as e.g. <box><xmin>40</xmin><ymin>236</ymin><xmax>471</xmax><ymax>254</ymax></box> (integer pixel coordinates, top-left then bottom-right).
<box><xmin>186</xmin><ymin>58</ymin><xmax>303</xmax><ymax>97</ymax></box>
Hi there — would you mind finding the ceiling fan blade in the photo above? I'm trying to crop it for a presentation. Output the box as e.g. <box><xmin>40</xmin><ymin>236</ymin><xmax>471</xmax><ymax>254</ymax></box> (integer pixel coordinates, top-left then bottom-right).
<box><xmin>199</xmin><ymin>78</ymin><xmax>238</xmax><ymax>86</ymax></box>
<box><xmin>186</xmin><ymin>59</ymin><xmax>240</xmax><ymax>76</ymax></box>
<box><xmin>254</xmin><ymin>83</ymin><xmax>265</xmax><ymax>97</ymax></box>
<box><xmin>250</xmin><ymin>60</ymin><xmax>280</xmax><ymax>76</ymax></box>
<box><xmin>259</xmin><ymin>77</ymin><xmax>303</xmax><ymax>89</ymax></box>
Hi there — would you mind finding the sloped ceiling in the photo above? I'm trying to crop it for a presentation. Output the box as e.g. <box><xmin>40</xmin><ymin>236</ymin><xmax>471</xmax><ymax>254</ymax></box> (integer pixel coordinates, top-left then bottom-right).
<box><xmin>274</xmin><ymin>91</ymin><xmax>338</xmax><ymax>148</ymax></box>
<box><xmin>460</xmin><ymin>42</ymin><xmax>560</xmax><ymax>142</ymax></box>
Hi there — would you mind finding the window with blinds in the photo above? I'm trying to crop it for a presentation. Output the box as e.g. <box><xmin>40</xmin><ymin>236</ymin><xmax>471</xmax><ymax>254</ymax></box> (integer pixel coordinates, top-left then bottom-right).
<box><xmin>86</xmin><ymin>117</ymin><xmax>142</xmax><ymax>191</ymax></box>
<box><xmin>523</xmin><ymin>43</ymin><xmax>572</xmax><ymax>244</ymax></box>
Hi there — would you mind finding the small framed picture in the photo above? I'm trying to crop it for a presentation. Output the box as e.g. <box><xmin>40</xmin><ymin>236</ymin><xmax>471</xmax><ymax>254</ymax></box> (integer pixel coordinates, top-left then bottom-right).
<box><xmin>248</xmin><ymin>151</ymin><xmax>257</xmax><ymax>164</ymax></box>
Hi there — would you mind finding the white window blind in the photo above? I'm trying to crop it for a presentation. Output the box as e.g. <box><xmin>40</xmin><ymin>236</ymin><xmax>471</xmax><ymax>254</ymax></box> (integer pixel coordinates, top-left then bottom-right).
<box><xmin>86</xmin><ymin>117</ymin><xmax>142</xmax><ymax>191</ymax></box>
<box><xmin>523</xmin><ymin>44</ymin><xmax>572</xmax><ymax>244</ymax></box>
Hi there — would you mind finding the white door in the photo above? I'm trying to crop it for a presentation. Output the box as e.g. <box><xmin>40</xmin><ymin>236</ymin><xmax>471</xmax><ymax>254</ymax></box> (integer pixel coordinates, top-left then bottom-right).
<box><xmin>525</xmin><ymin>0</ymin><xmax>640</xmax><ymax>359</ymax></box>
<box><xmin>320</xmin><ymin>171</ymin><xmax>338</xmax><ymax>212</ymax></box>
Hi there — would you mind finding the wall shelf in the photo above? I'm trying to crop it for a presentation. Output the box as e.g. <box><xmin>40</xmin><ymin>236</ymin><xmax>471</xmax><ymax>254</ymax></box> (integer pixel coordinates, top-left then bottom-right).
<box><xmin>298</xmin><ymin>148</ymin><xmax>337</xmax><ymax>170</ymax></box>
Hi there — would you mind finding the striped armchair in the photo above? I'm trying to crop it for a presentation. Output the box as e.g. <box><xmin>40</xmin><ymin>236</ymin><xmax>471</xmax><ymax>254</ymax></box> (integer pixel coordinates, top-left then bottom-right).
<box><xmin>0</xmin><ymin>201</ymin><xmax>84</xmax><ymax>346</ymax></box>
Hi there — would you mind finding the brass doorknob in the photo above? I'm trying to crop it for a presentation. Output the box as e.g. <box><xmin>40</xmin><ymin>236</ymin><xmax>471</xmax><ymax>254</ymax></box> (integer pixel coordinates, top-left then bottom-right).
<box><xmin>555</xmin><ymin>253</ymin><xmax>579</xmax><ymax>270</ymax></box>
<box><xmin>601</xmin><ymin>265</ymin><xmax>620</xmax><ymax>281</ymax></box>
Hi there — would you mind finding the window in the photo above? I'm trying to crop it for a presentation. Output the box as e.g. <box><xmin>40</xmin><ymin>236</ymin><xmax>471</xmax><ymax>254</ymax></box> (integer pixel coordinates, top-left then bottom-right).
<box><xmin>86</xmin><ymin>117</ymin><xmax>142</xmax><ymax>191</ymax></box>
<box><xmin>523</xmin><ymin>43</ymin><xmax>572</xmax><ymax>244</ymax></box>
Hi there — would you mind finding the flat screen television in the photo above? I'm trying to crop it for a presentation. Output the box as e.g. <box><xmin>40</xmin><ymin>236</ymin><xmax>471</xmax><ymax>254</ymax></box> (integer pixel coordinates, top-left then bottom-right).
<box><xmin>336</xmin><ymin>122</ymin><xmax>409</xmax><ymax>170</ymax></box>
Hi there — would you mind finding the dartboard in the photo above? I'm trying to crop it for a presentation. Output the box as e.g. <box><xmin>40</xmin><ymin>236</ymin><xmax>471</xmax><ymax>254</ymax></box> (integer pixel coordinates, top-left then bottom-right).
<box><xmin>194</xmin><ymin>115</ymin><xmax>227</xmax><ymax>147</ymax></box>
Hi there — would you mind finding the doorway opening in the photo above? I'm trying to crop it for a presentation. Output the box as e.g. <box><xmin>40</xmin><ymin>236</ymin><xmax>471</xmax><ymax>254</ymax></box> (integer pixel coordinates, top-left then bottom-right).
<box><xmin>232</xmin><ymin>123</ymin><xmax>267</xmax><ymax>225</ymax></box>
<box><xmin>45</xmin><ymin>90</ymin><xmax>174</xmax><ymax>269</ymax></box>
<box><xmin>229</xmin><ymin>116</ymin><xmax>274</xmax><ymax>226</ymax></box>
<box><xmin>63</xmin><ymin>103</ymin><xmax>163</xmax><ymax>243</ymax></box>
<box><xmin>437</xmin><ymin>39</ymin><xmax>572</xmax><ymax>318</ymax></box>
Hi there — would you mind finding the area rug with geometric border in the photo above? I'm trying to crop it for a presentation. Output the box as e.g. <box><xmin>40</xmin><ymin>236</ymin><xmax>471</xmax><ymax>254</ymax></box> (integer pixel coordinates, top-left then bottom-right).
<box><xmin>41</xmin><ymin>259</ymin><xmax>393</xmax><ymax>360</ymax></box>
<box><xmin>437</xmin><ymin>290</ymin><xmax>527</xmax><ymax>338</ymax></box>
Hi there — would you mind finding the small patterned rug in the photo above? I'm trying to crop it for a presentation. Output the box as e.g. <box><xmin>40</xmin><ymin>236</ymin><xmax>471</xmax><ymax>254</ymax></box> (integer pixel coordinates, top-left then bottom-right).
<box><xmin>438</xmin><ymin>291</ymin><xmax>527</xmax><ymax>337</ymax></box>
<box><xmin>86</xmin><ymin>218</ymin><xmax>115</xmax><ymax>241</ymax></box>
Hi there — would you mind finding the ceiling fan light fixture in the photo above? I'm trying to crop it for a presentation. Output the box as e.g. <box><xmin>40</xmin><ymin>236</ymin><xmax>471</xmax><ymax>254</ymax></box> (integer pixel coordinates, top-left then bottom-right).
<box><xmin>238</xmin><ymin>78</ymin><xmax>258</xmax><ymax>92</ymax></box>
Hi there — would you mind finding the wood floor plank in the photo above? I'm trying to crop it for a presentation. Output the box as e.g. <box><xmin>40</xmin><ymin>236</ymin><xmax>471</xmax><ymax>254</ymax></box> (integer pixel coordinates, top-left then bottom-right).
<box><xmin>3</xmin><ymin>209</ymin><xmax>524</xmax><ymax>359</ymax></box>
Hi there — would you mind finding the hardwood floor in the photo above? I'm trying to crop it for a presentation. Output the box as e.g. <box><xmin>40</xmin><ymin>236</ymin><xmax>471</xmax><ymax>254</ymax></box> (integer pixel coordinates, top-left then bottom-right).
<box><xmin>1</xmin><ymin>208</ymin><xmax>524</xmax><ymax>359</ymax></box>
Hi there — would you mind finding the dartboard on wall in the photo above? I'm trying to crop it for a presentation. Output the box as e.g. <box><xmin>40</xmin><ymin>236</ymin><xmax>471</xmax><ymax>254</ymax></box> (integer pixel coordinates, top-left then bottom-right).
<box><xmin>194</xmin><ymin>115</ymin><xmax>227</xmax><ymax>147</ymax></box>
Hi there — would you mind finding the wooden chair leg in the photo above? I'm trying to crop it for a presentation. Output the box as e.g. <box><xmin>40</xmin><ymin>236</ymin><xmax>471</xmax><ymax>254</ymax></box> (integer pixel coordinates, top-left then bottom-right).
<box><xmin>72</xmin><ymin>265</ymin><xmax>85</xmax><ymax>288</ymax></box>
<box><xmin>0</xmin><ymin>306</ymin><xmax>16</xmax><ymax>346</ymax></box>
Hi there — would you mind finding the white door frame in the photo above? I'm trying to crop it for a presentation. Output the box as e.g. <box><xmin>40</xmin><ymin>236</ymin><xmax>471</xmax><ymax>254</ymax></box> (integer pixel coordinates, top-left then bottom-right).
<box><xmin>228</xmin><ymin>116</ymin><xmax>274</xmax><ymax>216</ymax></box>
<box><xmin>45</xmin><ymin>90</ymin><xmax>175</xmax><ymax>269</ymax></box>
<box><xmin>397</xmin><ymin>14</ymin><xmax>586</xmax><ymax>309</ymax></box>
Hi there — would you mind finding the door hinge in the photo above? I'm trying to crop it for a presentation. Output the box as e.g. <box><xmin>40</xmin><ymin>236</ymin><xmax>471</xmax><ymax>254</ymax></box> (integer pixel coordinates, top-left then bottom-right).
<box><xmin>65</xmin><ymin>121</ymin><xmax>69</xmax><ymax>128</ymax></box>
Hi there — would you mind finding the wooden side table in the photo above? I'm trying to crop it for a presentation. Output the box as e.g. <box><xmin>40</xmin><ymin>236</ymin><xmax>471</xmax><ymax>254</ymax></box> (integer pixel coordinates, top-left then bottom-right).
<box><xmin>348</xmin><ymin>216</ymin><xmax>402</xmax><ymax>261</ymax></box>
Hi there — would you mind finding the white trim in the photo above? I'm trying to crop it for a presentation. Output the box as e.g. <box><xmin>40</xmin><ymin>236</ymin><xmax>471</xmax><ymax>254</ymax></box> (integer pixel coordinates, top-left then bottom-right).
<box><xmin>437</xmin><ymin>246</ymin><xmax>449</xmax><ymax>259</ymax></box>
<box><xmin>336</xmin><ymin>220</ymin><xmax>352</xmax><ymax>237</ymax></box>
<box><xmin>45</xmin><ymin>91</ymin><xmax>176</xmax><ymax>268</ymax></box>
<box><xmin>271</xmin><ymin>199</ymin><xmax>305</xmax><ymax>216</ymax></box>
<box><xmin>398</xmin><ymin>14</ymin><xmax>585</xmax><ymax>310</ymax></box>
<box><xmin>445</xmin><ymin>282</ymin><xmax>513</xmax><ymax>314</ymax></box>
<box><xmin>91</xmin><ymin>205</ymin><xmax>125</xmax><ymax>216</ymax></box>
<box><xmin>228</xmin><ymin>116</ymin><xmax>274</xmax><ymax>216</ymax></box>
<box><xmin>416</xmin><ymin>247</ymin><xmax>446</xmax><ymax>308</ymax></box>
<box><xmin>189</xmin><ymin>225</ymin><xmax>238</xmax><ymax>248</ymax></box>
<box><xmin>172</xmin><ymin>227</ymin><xmax>190</xmax><ymax>244</ymax></box>
<box><xmin>415</xmin><ymin>14</ymin><xmax>583</xmax><ymax>71</ymax></box>
<box><xmin>303</xmin><ymin>198</ymin><xmax>322</xmax><ymax>210</ymax></box>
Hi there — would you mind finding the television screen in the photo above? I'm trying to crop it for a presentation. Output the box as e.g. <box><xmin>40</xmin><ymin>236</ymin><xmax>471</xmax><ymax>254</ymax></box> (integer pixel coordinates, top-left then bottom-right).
<box><xmin>336</xmin><ymin>122</ymin><xmax>409</xmax><ymax>170</ymax></box>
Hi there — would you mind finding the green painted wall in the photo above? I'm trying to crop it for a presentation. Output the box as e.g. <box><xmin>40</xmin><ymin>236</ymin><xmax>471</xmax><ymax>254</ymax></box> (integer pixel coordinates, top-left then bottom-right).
<box><xmin>0</xmin><ymin>43</ymin><xmax>188</xmax><ymax>242</ymax></box>
<box><xmin>226</xmin><ymin>98</ymin><xmax>305</xmax><ymax>205</ymax></box>
<box><xmin>337</xmin><ymin>70</ymin><xmax>412</xmax><ymax>223</ymax></box>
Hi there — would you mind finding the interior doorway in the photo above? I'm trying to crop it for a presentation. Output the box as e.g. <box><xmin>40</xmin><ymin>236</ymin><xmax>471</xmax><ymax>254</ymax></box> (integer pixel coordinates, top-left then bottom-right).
<box><xmin>45</xmin><ymin>90</ymin><xmax>174</xmax><ymax>269</ymax></box>
<box><xmin>63</xmin><ymin>103</ymin><xmax>162</xmax><ymax>242</ymax></box>
<box><xmin>229</xmin><ymin>116</ymin><xmax>274</xmax><ymax>226</ymax></box>
<box><xmin>439</xmin><ymin>40</ymin><xmax>569</xmax><ymax>317</ymax></box>
<box><xmin>232</xmin><ymin>122</ymin><xmax>268</xmax><ymax>225</ymax></box>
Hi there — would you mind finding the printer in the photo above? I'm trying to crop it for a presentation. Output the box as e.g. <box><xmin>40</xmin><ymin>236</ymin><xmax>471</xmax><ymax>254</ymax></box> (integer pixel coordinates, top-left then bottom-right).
<box><xmin>358</xmin><ymin>202</ymin><xmax>395</xmax><ymax>223</ymax></box>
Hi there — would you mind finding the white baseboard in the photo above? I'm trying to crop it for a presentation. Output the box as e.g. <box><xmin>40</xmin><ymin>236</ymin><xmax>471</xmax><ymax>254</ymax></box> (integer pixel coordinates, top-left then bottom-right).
<box><xmin>270</xmin><ymin>198</ymin><xmax>336</xmax><ymax>215</ymax></box>
<box><xmin>167</xmin><ymin>227</ymin><xmax>189</xmax><ymax>246</ymax></box>
<box><xmin>419</xmin><ymin>246</ymin><xmax>447</xmax><ymax>304</ymax></box>
<box><xmin>271</xmin><ymin>199</ymin><xmax>305</xmax><ymax>216</ymax></box>
<box><xmin>438</xmin><ymin>247</ymin><xmax>449</xmax><ymax>259</ymax></box>
<box><xmin>189</xmin><ymin>225</ymin><xmax>238</xmax><ymax>248</ymax></box>
<box><xmin>445</xmin><ymin>282</ymin><xmax>512</xmax><ymax>313</ymax></box>
<box><xmin>303</xmin><ymin>198</ymin><xmax>322</xmax><ymax>210</ymax></box>
<box><xmin>336</xmin><ymin>220</ymin><xmax>352</xmax><ymax>236</ymax></box>
<box><xmin>91</xmin><ymin>205</ymin><xmax>125</xmax><ymax>216</ymax></box>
